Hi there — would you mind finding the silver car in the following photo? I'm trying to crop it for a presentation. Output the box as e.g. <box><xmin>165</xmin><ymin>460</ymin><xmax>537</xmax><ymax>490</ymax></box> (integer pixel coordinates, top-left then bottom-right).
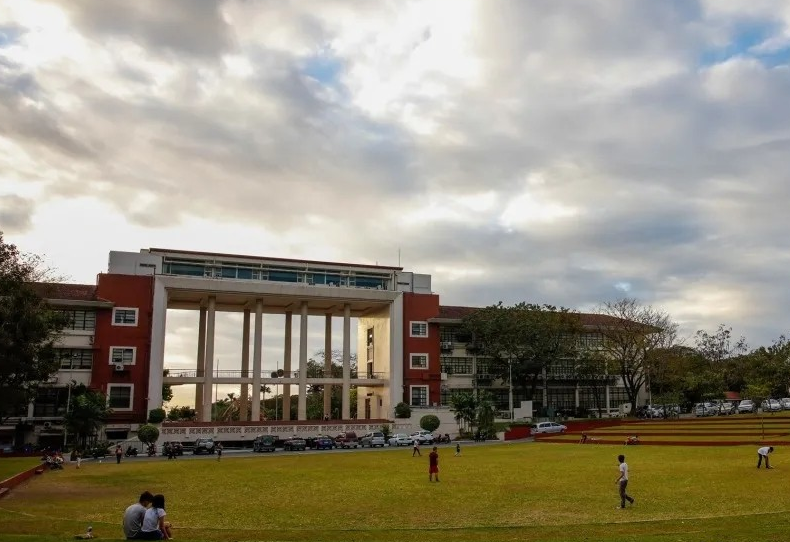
<box><xmin>737</xmin><ymin>400</ymin><xmax>755</xmax><ymax>413</ymax></box>
<box><xmin>387</xmin><ymin>434</ymin><xmax>413</xmax><ymax>446</ymax></box>
<box><xmin>531</xmin><ymin>422</ymin><xmax>567</xmax><ymax>434</ymax></box>
<box><xmin>360</xmin><ymin>432</ymin><xmax>386</xmax><ymax>448</ymax></box>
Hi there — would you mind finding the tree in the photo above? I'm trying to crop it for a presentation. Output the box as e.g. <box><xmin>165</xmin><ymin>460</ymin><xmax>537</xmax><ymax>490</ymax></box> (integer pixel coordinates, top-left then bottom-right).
<box><xmin>137</xmin><ymin>424</ymin><xmax>160</xmax><ymax>445</ymax></box>
<box><xmin>394</xmin><ymin>402</ymin><xmax>411</xmax><ymax>419</ymax></box>
<box><xmin>166</xmin><ymin>405</ymin><xmax>196</xmax><ymax>421</ymax></box>
<box><xmin>573</xmin><ymin>350</ymin><xmax>617</xmax><ymax>417</ymax></box>
<box><xmin>475</xmin><ymin>391</ymin><xmax>496</xmax><ymax>437</ymax></box>
<box><xmin>0</xmin><ymin>234</ymin><xmax>69</xmax><ymax>420</ymax></box>
<box><xmin>147</xmin><ymin>408</ymin><xmax>166</xmax><ymax>423</ymax></box>
<box><xmin>449</xmin><ymin>392</ymin><xmax>477</xmax><ymax>432</ymax></box>
<box><xmin>695</xmin><ymin>325</ymin><xmax>747</xmax><ymax>369</ymax></box>
<box><xmin>462</xmin><ymin>303</ymin><xmax>581</xmax><ymax>403</ymax></box>
<box><xmin>64</xmin><ymin>387</ymin><xmax>111</xmax><ymax>448</ymax></box>
<box><xmin>161</xmin><ymin>370</ymin><xmax>173</xmax><ymax>404</ymax></box>
<box><xmin>742</xmin><ymin>336</ymin><xmax>790</xmax><ymax>398</ymax></box>
<box><xmin>594</xmin><ymin>298</ymin><xmax>677</xmax><ymax>413</ymax></box>
<box><xmin>420</xmin><ymin>414</ymin><xmax>440</xmax><ymax>432</ymax></box>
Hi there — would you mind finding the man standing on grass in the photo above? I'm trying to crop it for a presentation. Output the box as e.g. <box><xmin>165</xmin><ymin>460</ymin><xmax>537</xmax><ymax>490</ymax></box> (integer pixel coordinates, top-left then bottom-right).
<box><xmin>757</xmin><ymin>446</ymin><xmax>774</xmax><ymax>469</ymax></box>
<box><xmin>615</xmin><ymin>454</ymin><xmax>634</xmax><ymax>509</ymax></box>
<box><xmin>429</xmin><ymin>446</ymin><xmax>439</xmax><ymax>482</ymax></box>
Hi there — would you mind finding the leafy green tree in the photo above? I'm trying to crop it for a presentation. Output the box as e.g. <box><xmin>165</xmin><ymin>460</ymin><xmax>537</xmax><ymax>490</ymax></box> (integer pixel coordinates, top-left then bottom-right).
<box><xmin>695</xmin><ymin>325</ymin><xmax>747</xmax><ymax>369</ymax></box>
<box><xmin>573</xmin><ymin>350</ymin><xmax>616</xmax><ymax>417</ymax></box>
<box><xmin>64</xmin><ymin>388</ymin><xmax>111</xmax><ymax>447</ymax></box>
<box><xmin>420</xmin><ymin>414</ymin><xmax>440</xmax><ymax>432</ymax></box>
<box><xmin>449</xmin><ymin>392</ymin><xmax>476</xmax><ymax>432</ymax></box>
<box><xmin>0</xmin><ymin>234</ymin><xmax>69</xmax><ymax>420</ymax></box>
<box><xmin>743</xmin><ymin>336</ymin><xmax>790</xmax><ymax>398</ymax></box>
<box><xmin>161</xmin><ymin>369</ymin><xmax>173</xmax><ymax>404</ymax></box>
<box><xmin>394</xmin><ymin>402</ymin><xmax>411</xmax><ymax>419</ymax></box>
<box><xmin>166</xmin><ymin>405</ymin><xmax>197</xmax><ymax>421</ymax></box>
<box><xmin>380</xmin><ymin>424</ymin><xmax>392</xmax><ymax>441</ymax></box>
<box><xmin>147</xmin><ymin>408</ymin><xmax>166</xmax><ymax>423</ymax></box>
<box><xmin>137</xmin><ymin>424</ymin><xmax>160</xmax><ymax>445</ymax></box>
<box><xmin>475</xmin><ymin>391</ymin><xmax>496</xmax><ymax>437</ymax></box>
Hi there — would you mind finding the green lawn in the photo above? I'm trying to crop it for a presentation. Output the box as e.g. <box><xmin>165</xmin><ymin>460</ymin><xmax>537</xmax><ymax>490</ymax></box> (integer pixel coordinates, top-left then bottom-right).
<box><xmin>0</xmin><ymin>443</ymin><xmax>787</xmax><ymax>541</ymax></box>
<box><xmin>0</xmin><ymin>458</ymin><xmax>38</xmax><ymax>482</ymax></box>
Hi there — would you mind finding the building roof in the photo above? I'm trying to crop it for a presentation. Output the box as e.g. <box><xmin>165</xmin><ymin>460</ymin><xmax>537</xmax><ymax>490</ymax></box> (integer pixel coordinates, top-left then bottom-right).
<box><xmin>147</xmin><ymin>248</ymin><xmax>404</xmax><ymax>271</ymax></box>
<box><xmin>434</xmin><ymin>305</ymin><xmax>634</xmax><ymax>328</ymax></box>
<box><xmin>29</xmin><ymin>282</ymin><xmax>98</xmax><ymax>301</ymax></box>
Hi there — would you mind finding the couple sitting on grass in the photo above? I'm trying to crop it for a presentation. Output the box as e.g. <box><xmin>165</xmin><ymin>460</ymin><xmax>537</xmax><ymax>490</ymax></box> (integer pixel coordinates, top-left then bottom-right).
<box><xmin>123</xmin><ymin>491</ymin><xmax>173</xmax><ymax>540</ymax></box>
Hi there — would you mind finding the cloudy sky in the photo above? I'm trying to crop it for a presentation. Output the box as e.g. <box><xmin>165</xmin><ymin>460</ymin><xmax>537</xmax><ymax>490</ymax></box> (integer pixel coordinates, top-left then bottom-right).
<box><xmin>3</xmin><ymin>1</ymin><xmax>790</xmax><ymax>404</ymax></box>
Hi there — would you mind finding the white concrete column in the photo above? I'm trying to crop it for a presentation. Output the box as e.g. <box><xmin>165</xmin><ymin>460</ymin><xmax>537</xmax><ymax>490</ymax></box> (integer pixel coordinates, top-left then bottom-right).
<box><xmin>282</xmin><ymin>312</ymin><xmax>292</xmax><ymax>421</ymax></box>
<box><xmin>575</xmin><ymin>383</ymin><xmax>580</xmax><ymax>409</ymax></box>
<box><xmin>202</xmin><ymin>296</ymin><xmax>216</xmax><ymax>422</ymax></box>
<box><xmin>342</xmin><ymin>303</ymin><xmax>351</xmax><ymax>420</ymax></box>
<box><xmin>146</xmin><ymin>279</ymin><xmax>167</xmax><ymax>415</ymax></box>
<box><xmin>389</xmin><ymin>295</ymin><xmax>404</xmax><ymax>415</ymax></box>
<box><xmin>541</xmin><ymin>367</ymin><xmax>548</xmax><ymax>407</ymax></box>
<box><xmin>195</xmin><ymin>306</ymin><xmax>206</xmax><ymax>420</ymax></box>
<box><xmin>606</xmin><ymin>385</ymin><xmax>611</xmax><ymax>414</ymax></box>
<box><xmin>323</xmin><ymin>313</ymin><xmax>332</xmax><ymax>419</ymax></box>
<box><xmin>239</xmin><ymin>309</ymin><xmax>250</xmax><ymax>421</ymax></box>
<box><xmin>251</xmin><ymin>300</ymin><xmax>263</xmax><ymax>421</ymax></box>
<box><xmin>297</xmin><ymin>301</ymin><xmax>308</xmax><ymax>420</ymax></box>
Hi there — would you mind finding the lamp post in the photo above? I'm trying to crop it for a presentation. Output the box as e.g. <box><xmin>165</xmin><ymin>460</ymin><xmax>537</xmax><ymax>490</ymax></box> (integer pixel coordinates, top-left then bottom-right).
<box><xmin>508</xmin><ymin>359</ymin><xmax>514</xmax><ymax>421</ymax></box>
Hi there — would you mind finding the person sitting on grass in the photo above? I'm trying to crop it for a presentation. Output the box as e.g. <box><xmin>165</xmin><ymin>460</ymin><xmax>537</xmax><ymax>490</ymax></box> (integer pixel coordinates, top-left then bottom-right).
<box><xmin>140</xmin><ymin>494</ymin><xmax>173</xmax><ymax>540</ymax></box>
<box><xmin>123</xmin><ymin>491</ymin><xmax>153</xmax><ymax>540</ymax></box>
<box><xmin>625</xmin><ymin>435</ymin><xmax>640</xmax><ymax>445</ymax></box>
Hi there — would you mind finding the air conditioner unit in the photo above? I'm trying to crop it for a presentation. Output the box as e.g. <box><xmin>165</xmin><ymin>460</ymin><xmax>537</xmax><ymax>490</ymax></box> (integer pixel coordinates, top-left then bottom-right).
<box><xmin>441</xmin><ymin>372</ymin><xmax>448</xmax><ymax>381</ymax></box>
<box><xmin>114</xmin><ymin>363</ymin><xmax>125</xmax><ymax>372</ymax></box>
<box><xmin>441</xmin><ymin>342</ymin><xmax>453</xmax><ymax>349</ymax></box>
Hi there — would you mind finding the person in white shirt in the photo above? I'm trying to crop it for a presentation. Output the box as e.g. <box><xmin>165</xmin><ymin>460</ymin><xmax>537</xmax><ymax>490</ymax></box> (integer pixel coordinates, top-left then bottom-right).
<box><xmin>122</xmin><ymin>491</ymin><xmax>153</xmax><ymax>540</ymax></box>
<box><xmin>412</xmin><ymin>439</ymin><xmax>421</xmax><ymax>457</ymax></box>
<box><xmin>615</xmin><ymin>454</ymin><xmax>635</xmax><ymax>509</ymax></box>
<box><xmin>757</xmin><ymin>446</ymin><xmax>774</xmax><ymax>469</ymax></box>
<box><xmin>140</xmin><ymin>494</ymin><xmax>173</xmax><ymax>540</ymax></box>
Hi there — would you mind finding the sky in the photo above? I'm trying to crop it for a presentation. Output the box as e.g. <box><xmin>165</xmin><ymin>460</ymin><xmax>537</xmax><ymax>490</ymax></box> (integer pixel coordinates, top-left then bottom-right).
<box><xmin>2</xmin><ymin>1</ymin><xmax>790</xmax><ymax>406</ymax></box>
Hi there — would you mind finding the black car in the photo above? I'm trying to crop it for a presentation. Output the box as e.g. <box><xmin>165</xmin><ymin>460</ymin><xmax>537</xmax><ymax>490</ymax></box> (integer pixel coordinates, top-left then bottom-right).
<box><xmin>253</xmin><ymin>435</ymin><xmax>276</xmax><ymax>453</ymax></box>
<box><xmin>193</xmin><ymin>438</ymin><xmax>216</xmax><ymax>455</ymax></box>
<box><xmin>312</xmin><ymin>436</ymin><xmax>335</xmax><ymax>450</ymax></box>
<box><xmin>283</xmin><ymin>437</ymin><xmax>306</xmax><ymax>451</ymax></box>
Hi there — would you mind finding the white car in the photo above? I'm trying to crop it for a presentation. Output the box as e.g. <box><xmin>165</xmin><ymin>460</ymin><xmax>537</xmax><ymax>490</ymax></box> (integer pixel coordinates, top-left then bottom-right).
<box><xmin>781</xmin><ymin>398</ymin><xmax>790</xmax><ymax>410</ymax></box>
<box><xmin>531</xmin><ymin>422</ymin><xmax>567</xmax><ymax>434</ymax></box>
<box><xmin>737</xmin><ymin>400</ymin><xmax>755</xmax><ymax>413</ymax></box>
<box><xmin>410</xmin><ymin>430</ymin><xmax>435</xmax><ymax>444</ymax></box>
<box><xmin>761</xmin><ymin>399</ymin><xmax>783</xmax><ymax>412</ymax></box>
<box><xmin>387</xmin><ymin>434</ymin><xmax>413</xmax><ymax>446</ymax></box>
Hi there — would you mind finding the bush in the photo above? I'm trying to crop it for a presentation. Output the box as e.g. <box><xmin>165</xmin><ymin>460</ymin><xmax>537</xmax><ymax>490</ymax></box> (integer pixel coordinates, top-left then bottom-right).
<box><xmin>380</xmin><ymin>425</ymin><xmax>392</xmax><ymax>441</ymax></box>
<box><xmin>394</xmin><ymin>402</ymin><xmax>411</xmax><ymax>419</ymax></box>
<box><xmin>89</xmin><ymin>440</ymin><xmax>113</xmax><ymax>459</ymax></box>
<box><xmin>420</xmin><ymin>414</ymin><xmax>440</xmax><ymax>432</ymax></box>
<box><xmin>137</xmin><ymin>424</ymin><xmax>160</xmax><ymax>445</ymax></box>
<box><xmin>147</xmin><ymin>408</ymin><xmax>166</xmax><ymax>423</ymax></box>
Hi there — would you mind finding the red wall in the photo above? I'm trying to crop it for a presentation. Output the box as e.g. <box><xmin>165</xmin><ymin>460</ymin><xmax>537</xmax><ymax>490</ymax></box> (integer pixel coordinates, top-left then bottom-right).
<box><xmin>402</xmin><ymin>293</ymin><xmax>441</xmax><ymax>406</ymax></box>
<box><xmin>94</xmin><ymin>274</ymin><xmax>154</xmax><ymax>423</ymax></box>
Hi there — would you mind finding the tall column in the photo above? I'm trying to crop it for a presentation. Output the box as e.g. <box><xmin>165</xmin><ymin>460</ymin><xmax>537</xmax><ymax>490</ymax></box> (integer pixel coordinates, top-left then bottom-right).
<box><xmin>202</xmin><ymin>296</ymin><xmax>216</xmax><ymax>422</ymax></box>
<box><xmin>251</xmin><ymin>300</ymin><xmax>263</xmax><ymax>420</ymax></box>
<box><xmin>239</xmin><ymin>309</ymin><xmax>251</xmax><ymax>421</ymax></box>
<box><xmin>282</xmin><ymin>312</ymin><xmax>292</xmax><ymax>421</ymax></box>
<box><xmin>146</xmin><ymin>280</ymin><xmax>167</xmax><ymax>415</ymax></box>
<box><xmin>297</xmin><ymin>301</ymin><xmax>308</xmax><ymax>420</ymax></box>
<box><xmin>342</xmin><ymin>304</ymin><xmax>351</xmax><ymax>420</ymax></box>
<box><xmin>323</xmin><ymin>313</ymin><xmax>332</xmax><ymax>419</ymax></box>
<box><xmin>194</xmin><ymin>306</ymin><xmax>206</xmax><ymax>420</ymax></box>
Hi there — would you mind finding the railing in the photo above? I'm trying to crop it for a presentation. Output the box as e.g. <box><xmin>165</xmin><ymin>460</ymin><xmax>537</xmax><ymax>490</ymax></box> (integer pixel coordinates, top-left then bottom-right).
<box><xmin>165</xmin><ymin>370</ymin><xmax>387</xmax><ymax>379</ymax></box>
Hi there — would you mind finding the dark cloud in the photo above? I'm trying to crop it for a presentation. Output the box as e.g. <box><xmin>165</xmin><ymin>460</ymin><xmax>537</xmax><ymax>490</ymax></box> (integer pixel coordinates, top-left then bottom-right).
<box><xmin>0</xmin><ymin>195</ymin><xmax>35</xmax><ymax>234</ymax></box>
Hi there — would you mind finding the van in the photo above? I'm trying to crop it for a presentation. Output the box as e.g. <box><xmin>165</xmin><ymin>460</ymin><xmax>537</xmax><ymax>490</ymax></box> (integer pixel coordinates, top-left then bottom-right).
<box><xmin>253</xmin><ymin>435</ymin><xmax>276</xmax><ymax>453</ymax></box>
<box><xmin>335</xmin><ymin>432</ymin><xmax>359</xmax><ymax>449</ymax></box>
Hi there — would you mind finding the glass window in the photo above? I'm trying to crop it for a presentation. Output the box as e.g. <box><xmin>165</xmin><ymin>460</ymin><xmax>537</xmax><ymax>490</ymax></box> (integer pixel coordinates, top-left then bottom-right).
<box><xmin>269</xmin><ymin>270</ymin><xmax>298</xmax><ymax>282</ymax></box>
<box><xmin>439</xmin><ymin>327</ymin><xmax>459</xmax><ymax>343</ymax></box>
<box><xmin>57</xmin><ymin>349</ymin><xmax>93</xmax><ymax>370</ymax></box>
<box><xmin>110</xmin><ymin>347</ymin><xmax>135</xmax><ymax>365</ymax></box>
<box><xmin>108</xmin><ymin>386</ymin><xmax>132</xmax><ymax>409</ymax></box>
<box><xmin>410</xmin><ymin>321</ymin><xmax>428</xmax><ymax>337</ymax></box>
<box><xmin>237</xmin><ymin>268</ymin><xmax>253</xmax><ymax>280</ymax></box>
<box><xmin>411</xmin><ymin>386</ymin><xmax>428</xmax><ymax>407</ymax></box>
<box><xmin>113</xmin><ymin>308</ymin><xmax>137</xmax><ymax>326</ymax></box>
<box><xmin>440</xmin><ymin>357</ymin><xmax>473</xmax><ymax>375</ymax></box>
<box><xmin>59</xmin><ymin>310</ymin><xmax>96</xmax><ymax>331</ymax></box>
<box><xmin>410</xmin><ymin>354</ymin><xmax>428</xmax><ymax>369</ymax></box>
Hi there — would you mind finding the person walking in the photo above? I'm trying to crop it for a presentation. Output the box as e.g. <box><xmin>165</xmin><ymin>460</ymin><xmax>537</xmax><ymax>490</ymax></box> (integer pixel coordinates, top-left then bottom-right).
<box><xmin>412</xmin><ymin>439</ymin><xmax>421</xmax><ymax>457</ymax></box>
<box><xmin>75</xmin><ymin>450</ymin><xmax>82</xmax><ymax>469</ymax></box>
<box><xmin>115</xmin><ymin>445</ymin><xmax>123</xmax><ymax>465</ymax></box>
<box><xmin>757</xmin><ymin>446</ymin><xmax>774</xmax><ymax>469</ymax></box>
<box><xmin>216</xmin><ymin>442</ymin><xmax>223</xmax><ymax>462</ymax></box>
<box><xmin>615</xmin><ymin>454</ymin><xmax>635</xmax><ymax>509</ymax></box>
<box><xmin>455</xmin><ymin>441</ymin><xmax>461</xmax><ymax>457</ymax></box>
<box><xmin>429</xmin><ymin>446</ymin><xmax>440</xmax><ymax>482</ymax></box>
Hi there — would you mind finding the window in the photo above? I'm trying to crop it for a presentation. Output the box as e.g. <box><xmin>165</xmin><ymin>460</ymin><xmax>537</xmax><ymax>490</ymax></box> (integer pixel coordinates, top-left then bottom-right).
<box><xmin>440</xmin><ymin>356</ymin><xmax>473</xmax><ymax>375</ymax></box>
<box><xmin>59</xmin><ymin>309</ymin><xmax>96</xmax><ymax>331</ymax></box>
<box><xmin>109</xmin><ymin>347</ymin><xmax>136</xmax><ymax>365</ymax></box>
<box><xmin>112</xmin><ymin>308</ymin><xmax>138</xmax><ymax>326</ymax></box>
<box><xmin>108</xmin><ymin>385</ymin><xmax>133</xmax><ymax>410</ymax></box>
<box><xmin>56</xmin><ymin>348</ymin><xmax>93</xmax><ymax>370</ymax></box>
<box><xmin>410</xmin><ymin>385</ymin><xmax>428</xmax><ymax>407</ymax></box>
<box><xmin>410</xmin><ymin>321</ymin><xmax>428</xmax><ymax>337</ymax></box>
<box><xmin>410</xmin><ymin>353</ymin><xmax>428</xmax><ymax>369</ymax></box>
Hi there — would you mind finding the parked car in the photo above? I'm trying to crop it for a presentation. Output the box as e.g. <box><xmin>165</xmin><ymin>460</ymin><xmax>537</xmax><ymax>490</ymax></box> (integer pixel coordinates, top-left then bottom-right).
<box><xmin>410</xmin><ymin>430</ymin><xmax>435</xmax><ymax>444</ymax></box>
<box><xmin>311</xmin><ymin>436</ymin><xmax>335</xmax><ymax>450</ymax></box>
<box><xmin>737</xmin><ymin>400</ymin><xmax>756</xmax><ymax>413</ymax></box>
<box><xmin>781</xmin><ymin>398</ymin><xmax>790</xmax><ymax>410</ymax></box>
<box><xmin>761</xmin><ymin>399</ymin><xmax>783</xmax><ymax>412</ymax></box>
<box><xmin>388</xmin><ymin>434</ymin><xmax>413</xmax><ymax>447</ymax></box>
<box><xmin>693</xmin><ymin>403</ymin><xmax>718</xmax><ymax>417</ymax></box>
<box><xmin>718</xmin><ymin>401</ymin><xmax>736</xmax><ymax>415</ymax></box>
<box><xmin>335</xmin><ymin>432</ymin><xmax>359</xmax><ymax>449</ymax></box>
<box><xmin>252</xmin><ymin>435</ymin><xmax>276</xmax><ymax>453</ymax></box>
<box><xmin>283</xmin><ymin>437</ymin><xmax>307</xmax><ymax>451</ymax></box>
<box><xmin>193</xmin><ymin>438</ymin><xmax>215</xmax><ymax>455</ymax></box>
<box><xmin>531</xmin><ymin>422</ymin><xmax>567</xmax><ymax>434</ymax></box>
<box><xmin>360</xmin><ymin>432</ymin><xmax>386</xmax><ymax>448</ymax></box>
<box><xmin>161</xmin><ymin>441</ymin><xmax>183</xmax><ymax>456</ymax></box>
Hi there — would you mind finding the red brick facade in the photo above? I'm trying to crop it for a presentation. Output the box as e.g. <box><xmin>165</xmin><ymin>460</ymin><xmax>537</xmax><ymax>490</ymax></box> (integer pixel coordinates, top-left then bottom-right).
<box><xmin>402</xmin><ymin>293</ymin><xmax>441</xmax><ymax>407</ymax></box>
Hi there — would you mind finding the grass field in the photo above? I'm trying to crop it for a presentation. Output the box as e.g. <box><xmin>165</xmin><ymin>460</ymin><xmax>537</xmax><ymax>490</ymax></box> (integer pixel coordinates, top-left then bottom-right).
<box><xmin>0</xmin><ymin>459</ymin><xmax>38</xmax><ymax>482</ymax></box>
<box><xmin>0</xmin><ymin>442</ymin><xmax>787</xmax><ymax>542</ymax></box>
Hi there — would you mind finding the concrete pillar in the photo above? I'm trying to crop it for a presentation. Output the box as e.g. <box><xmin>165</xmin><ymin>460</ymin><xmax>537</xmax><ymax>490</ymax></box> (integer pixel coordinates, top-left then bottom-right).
<box><xmin>541</xmin><ymin>367</ymin><xmax>548</xmax><ymax>407</ymax></box>
<box><xmin>239</xmin><ymin>309</ymin><xmax>250</xmax><ymax>421</ymax></box>
<box><xmin>297</xmin><ymin>301</ymin><xmax>308</xmax><ymax>420</ymax></box>
<box><xmin>195</xmin><ymin>307</ymin><xmax>206</xmax><ymax>420</ymax></box>
<box><xmin>282</xmin><ymin>312</ymin><xmax>292</xmax><ymax>421</ymax></box>
<box><xmin>323</xmin><ymin>313</ymin><xmax>332</xmax><ymax>418</ymax></box>
<box><xmin>575</xmin><ymin>383</ymin><xmax>580</xmax><ymax>409</ymax></box>
<box><xmin>606</xmin><ymin>385</ymin><xmax>611</xmax><ymax>414</ymax></box>
<box><xmin>342</xmin><ymin>304</ymin><xmax>351</xmax><ymax>420</ymax></box>
<box><xmin>146</xmin><ymin>280</ymin><xmax>167</xmax><ymax>415</ymax></box>
<box><xmin>251</xmin><ymin>300</ymin><xmax>263</xmax><ymax>421</ymax></box>
<box><xmin>202</xmin><ymin>296</ymin><xmax>216</xmax><ymax>422</ymax></box>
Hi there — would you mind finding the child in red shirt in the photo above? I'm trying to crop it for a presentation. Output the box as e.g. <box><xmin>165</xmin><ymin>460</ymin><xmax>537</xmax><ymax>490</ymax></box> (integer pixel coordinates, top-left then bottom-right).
<box><xmin>429</xmin><ymin>446</ymin><xmax>439</xmax><ymax>482</ymax></box>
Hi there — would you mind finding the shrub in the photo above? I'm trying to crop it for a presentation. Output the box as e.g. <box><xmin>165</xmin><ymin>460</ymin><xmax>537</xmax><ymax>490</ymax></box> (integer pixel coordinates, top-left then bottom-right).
<box><xmin>420</xmin><ymin>414</ymin><xmax>440</xmax><ymax>432</ymax></box>
<box><xmin>147</xmin><ymin>408</ymin><xmax>166</xmax><ymax>423</ymax></box>
<box><xmin>394</xmin><ymin>402</ymin><xmax>411</xmax><ymax>419</ymax></box>
<box><xmin>137</xmin><ymin>424</ymin><xmax>160</xmax><ymax>445</ymax></box>
<box><xmin>380</xmin><ymin>425</ymin><xmax>392</xmax><ymax>441</ymax></box>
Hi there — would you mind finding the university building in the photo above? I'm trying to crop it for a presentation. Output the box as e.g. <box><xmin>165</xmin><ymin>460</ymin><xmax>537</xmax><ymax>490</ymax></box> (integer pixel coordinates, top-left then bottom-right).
<box><xmin>2</xmin><ymin>248</ymin><xmax>637</xmax><ymax>448</ymax></box>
